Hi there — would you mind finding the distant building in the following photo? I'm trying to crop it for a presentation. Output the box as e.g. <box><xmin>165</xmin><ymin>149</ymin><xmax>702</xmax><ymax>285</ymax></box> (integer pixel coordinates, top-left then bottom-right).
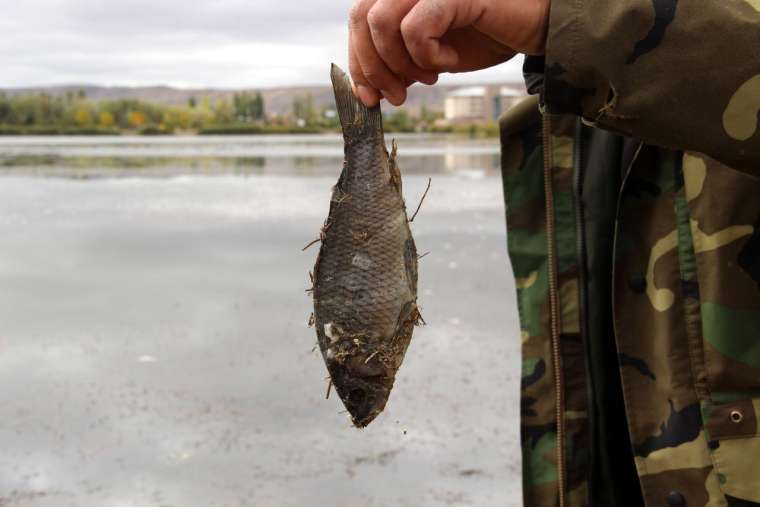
<box><xmin>444</xmin><ymin>85</ymin><xmax>524</xmax><ymax>123</ymax></box>
<box><xmin>494</xmin><ymin>86</ymin><xmax>523</xmax><ymax>119</ymax></box>
<box><xmin>444</xmin><ymin>86</ymin><xmax>486</xmax><ymax>121</ymax></box>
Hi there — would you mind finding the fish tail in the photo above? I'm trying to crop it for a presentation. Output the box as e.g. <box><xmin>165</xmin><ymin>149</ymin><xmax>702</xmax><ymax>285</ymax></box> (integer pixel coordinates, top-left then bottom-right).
<box><xmin>330</xmin><ymin>64</ymin><xmax>382</xmax><ymax>133</ymax></box>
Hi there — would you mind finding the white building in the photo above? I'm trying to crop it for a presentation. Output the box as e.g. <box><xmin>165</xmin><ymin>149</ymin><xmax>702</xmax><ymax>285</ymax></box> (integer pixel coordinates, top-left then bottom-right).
<box><xmin>444</xmin><ymin>85</ymin><xmax>525</xmax><ymax>123</ymax></box>
<box><xmin>444</xmin><ymin>86</ymin><xmax>486</xmax><ymax>121</ymax></box>
<box><xmin>496</xmin><ymin>86</ymin><xmax>524</xmax><ymax>118</ymax></box>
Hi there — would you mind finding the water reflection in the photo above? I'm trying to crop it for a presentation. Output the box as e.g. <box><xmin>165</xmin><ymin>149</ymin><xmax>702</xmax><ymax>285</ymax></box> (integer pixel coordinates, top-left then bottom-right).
<box><xmin>0</xmin><ymin>134</ymin><xmax>500</xmax><ymax>178</ymax></box>
<box><xmin>0</xmin><ymin>134</ymin><xmax>521</xmax><ymax>506</ymax></box>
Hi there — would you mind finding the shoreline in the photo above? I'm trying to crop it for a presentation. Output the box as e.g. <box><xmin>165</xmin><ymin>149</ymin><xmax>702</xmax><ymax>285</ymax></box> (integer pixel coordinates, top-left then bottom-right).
<box><xmin>0</xmin><ymin>123</ymin><xmax>500</xmax><ymax>138</ymax></box>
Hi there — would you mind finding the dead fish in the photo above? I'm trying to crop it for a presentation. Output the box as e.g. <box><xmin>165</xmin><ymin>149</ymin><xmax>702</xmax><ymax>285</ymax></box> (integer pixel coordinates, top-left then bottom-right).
<box><xmin>309</xmin><ymin>64</ymin><xmax>422</xmax><ymax>428</ymax></box>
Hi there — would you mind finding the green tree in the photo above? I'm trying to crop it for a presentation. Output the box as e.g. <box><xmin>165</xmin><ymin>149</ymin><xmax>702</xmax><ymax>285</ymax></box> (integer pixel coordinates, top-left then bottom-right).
<box><xmin>293</xmin><ymin>93</ymin><xmax>316</xmax><ymax>126</ymax></box>
<box><xmin>233</xmin><ymin>91</ymin><xmax>265</xmax><ymax>122</ymax></box>
<box><xmin>233</xmin><ymin>92</ymin><xmax>248</xmax><ymax>121</ymax></box>
<box><xmin>253</xmin><ymin>92</ymin><xmax>265</xmax><ymax>120</ymax></box>
<box><xmin>384</xmin><ymin>109</ymin><xmax>415</xmax><ymax>132</ymax></box>
<box><xmin>213</xmin><ymin>99</ymin><xmax>235</xmax><ymax>125</ymax></box>
<box><xmin>0</xmin><ymin>93</ymin><xmax>10</xmax><ymax>123</ymax></box>
<box><xmin>420</xmin><ymin>103</ymin><xmax>441</xmax><ymax>125</ymax></box>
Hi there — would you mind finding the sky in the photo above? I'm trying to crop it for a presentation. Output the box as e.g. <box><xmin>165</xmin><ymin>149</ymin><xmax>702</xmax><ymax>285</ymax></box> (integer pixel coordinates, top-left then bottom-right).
<box><xmin>0</xmin><ymin>0</ymin><xmax>525</xmax><ymax>90</ymax></box>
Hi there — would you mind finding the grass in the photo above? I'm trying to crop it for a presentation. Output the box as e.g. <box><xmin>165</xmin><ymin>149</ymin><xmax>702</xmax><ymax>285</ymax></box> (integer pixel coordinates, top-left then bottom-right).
<box><xmin>428</xmin><ymin>123</ymin><xmax>500</xmax><ymax>138</ymax></box>
<box><xmin>0</xmin><ymin>125</ymin><xmax>121</xmax><ymax>136</ymax></box>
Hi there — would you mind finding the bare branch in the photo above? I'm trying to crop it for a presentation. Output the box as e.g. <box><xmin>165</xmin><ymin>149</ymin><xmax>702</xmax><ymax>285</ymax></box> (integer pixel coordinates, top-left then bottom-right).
<box><xmin>302</xmin><ymin>238</ymin><xmax>321</xmax><ymax>251</ymax></box>
<box><xmin>409</xmin><ymin>178</ymin><xmax>432</xmax><ymax>223</ymax></box>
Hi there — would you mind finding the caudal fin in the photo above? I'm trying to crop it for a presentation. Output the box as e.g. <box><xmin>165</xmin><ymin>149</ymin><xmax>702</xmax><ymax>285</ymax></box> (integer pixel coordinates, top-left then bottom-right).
<box><xmin>330</xmin><ymin>64</ymin><xmax>382</xmax><ymax>133</ymax></box>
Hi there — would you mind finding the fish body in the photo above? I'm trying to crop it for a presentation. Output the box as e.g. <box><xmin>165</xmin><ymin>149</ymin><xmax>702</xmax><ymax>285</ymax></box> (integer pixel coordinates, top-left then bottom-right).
<box><xmin>311</xmin><ymin>65</ymin><xmax>419</xmax><ymax>428</ymax></box>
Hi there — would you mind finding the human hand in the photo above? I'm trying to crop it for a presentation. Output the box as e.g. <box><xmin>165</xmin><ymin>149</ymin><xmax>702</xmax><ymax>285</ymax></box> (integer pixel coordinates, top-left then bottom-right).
<box><xmin>348</xmin><ymin>0</ymin><xmax>551</xmax><ymax>107</ymax></box>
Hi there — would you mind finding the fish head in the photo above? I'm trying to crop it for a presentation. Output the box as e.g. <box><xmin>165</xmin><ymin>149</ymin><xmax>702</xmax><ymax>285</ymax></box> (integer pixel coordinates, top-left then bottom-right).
<box><xmin>327</xmin><ymin>355</ymin><xmax>394</xmax><ymax>428</ymax></box>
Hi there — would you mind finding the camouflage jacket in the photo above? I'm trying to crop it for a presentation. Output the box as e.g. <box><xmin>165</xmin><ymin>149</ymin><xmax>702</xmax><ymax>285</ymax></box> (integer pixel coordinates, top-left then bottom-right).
<box><xmin>500</xmin><ymin>1</ymin><xmax>760</xmax><ymax>506</ymax></box>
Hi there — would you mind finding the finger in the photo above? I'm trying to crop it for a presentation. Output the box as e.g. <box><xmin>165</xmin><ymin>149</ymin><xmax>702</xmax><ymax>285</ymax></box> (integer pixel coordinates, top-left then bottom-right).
<box><xmin>401</xmin><ymin>0</ymin><xmax>485</xmax><ymax>70</ymax></box>
<box><xmin>349</xmin><ymin>0</ymin><xmax>382</xmax><ymax>106</ymax></box>
<box><xmin>349</xmin><ymin>0</ymin><xmax>408</xmax><ymax>106</ymax></box>
<box><xmin>349</xmin><ymin>39</ymin><xmax>382</xmax><ymax>106</ymax></box>
<box><xmin>367</xmin><ymin>0</ymin><xmax>439</xmax><ymax>86</ymax></box>
<box><xmin>352</xmin><ymin>29</ymin><xmax>407</xmax><ymax>106</ymax></box>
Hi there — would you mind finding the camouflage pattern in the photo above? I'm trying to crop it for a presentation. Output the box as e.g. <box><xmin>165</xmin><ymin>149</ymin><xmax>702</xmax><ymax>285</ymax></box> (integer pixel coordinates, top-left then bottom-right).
<box><xmin>500</xmin><ymin>1</ymin><xmax>760</xmax><ymax>499</ymax></box>
<box><xmin>544</xmin><ymin>0</ymin><xmax>760</xmax><ymax>172</ymax></box>
<box><xmin>502</xmin><ymin>96</ymin><xmax>590</xmax><ymax>507</ymax></box>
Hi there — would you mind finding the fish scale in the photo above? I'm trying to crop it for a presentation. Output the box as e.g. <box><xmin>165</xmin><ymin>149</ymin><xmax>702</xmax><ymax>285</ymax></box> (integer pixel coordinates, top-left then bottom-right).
<box><xmin>310</xmin><ymin>64</ymin><xmax>420</xmax><ymax>428</ymax></box>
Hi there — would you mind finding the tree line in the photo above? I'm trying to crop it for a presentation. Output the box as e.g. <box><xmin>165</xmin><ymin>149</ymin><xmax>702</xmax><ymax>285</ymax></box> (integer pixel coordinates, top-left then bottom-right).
<box><xmin>0</xmin><ymin>89</ymin><xmax>335</xmax><ymax>135</ymax></box>
<box><xmin>0</xmin><ymin>88</ymin><xmax>488</xmax><ymax>136</ymax></box>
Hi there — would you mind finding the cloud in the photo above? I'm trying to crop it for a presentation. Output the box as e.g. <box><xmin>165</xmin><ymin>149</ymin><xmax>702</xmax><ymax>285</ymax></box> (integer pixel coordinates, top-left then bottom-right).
<box><xmin>0</xmin><ymin>0</ymin><xmax>524</xmax><ymax>89</ymax></box>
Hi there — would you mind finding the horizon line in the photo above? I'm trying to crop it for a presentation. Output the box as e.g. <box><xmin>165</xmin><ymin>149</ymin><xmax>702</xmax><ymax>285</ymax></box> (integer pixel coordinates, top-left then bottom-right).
<box><xmin>0</xmin><ymin>79</ymin><xmax>526</xmax><ymax>93</ymax></box>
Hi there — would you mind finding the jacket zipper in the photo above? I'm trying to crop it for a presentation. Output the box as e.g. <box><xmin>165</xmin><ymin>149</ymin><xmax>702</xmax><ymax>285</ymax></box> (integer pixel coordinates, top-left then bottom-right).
<box><xmin>542</xmin><ymin>112</ymin><xmax>566</xmax><ymax>507</ymax></box>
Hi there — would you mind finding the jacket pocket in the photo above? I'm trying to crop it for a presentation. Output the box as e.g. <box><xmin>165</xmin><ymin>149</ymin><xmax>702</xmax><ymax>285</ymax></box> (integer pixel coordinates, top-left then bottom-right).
<box><xmin>703</xmin><ymin>398</ymin><xmax>760</xmax><ymax>502</ymax></box>
<box><xmin>682</xmin><ymin>152</ymin><xmax>760</xmax><ymax>396</ymax></box>
<box><xmin>681</xmin><ymin>153</ymin><xmax>760</xmax><ymax>502</ymax></box>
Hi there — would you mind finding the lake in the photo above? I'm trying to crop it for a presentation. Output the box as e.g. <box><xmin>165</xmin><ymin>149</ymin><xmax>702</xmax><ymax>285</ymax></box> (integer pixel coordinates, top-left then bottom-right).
<box><xmin>0</xmin><ymin>134</ymin><xmax>522</xmax><ymax>507</ymax></box>
<box><xmin>0</xmin><ymin>134</ymin><xmax>501</xmax><ymax>178</ymax></box>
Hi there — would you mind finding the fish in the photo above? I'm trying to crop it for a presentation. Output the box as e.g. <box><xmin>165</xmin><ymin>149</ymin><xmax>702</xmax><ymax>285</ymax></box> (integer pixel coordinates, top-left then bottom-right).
<box><xmin>308</xmin><ymin>64</ymin><xmax>422</xmax><ymax>428</ymax></box>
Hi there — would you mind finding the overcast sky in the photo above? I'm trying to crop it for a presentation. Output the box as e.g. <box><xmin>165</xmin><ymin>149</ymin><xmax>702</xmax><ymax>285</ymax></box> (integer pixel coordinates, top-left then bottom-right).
<box><xmin>0</xmin><ymin>0</ymin><xmax>524</xmax><ymax>89</ymax></box>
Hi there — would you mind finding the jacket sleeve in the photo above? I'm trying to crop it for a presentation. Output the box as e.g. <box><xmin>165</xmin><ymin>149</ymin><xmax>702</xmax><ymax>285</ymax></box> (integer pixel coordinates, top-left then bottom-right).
<box><xmin>544</xmin><ymin>0</ymin><xmax>760</xmax><ymax>173</ymax></box>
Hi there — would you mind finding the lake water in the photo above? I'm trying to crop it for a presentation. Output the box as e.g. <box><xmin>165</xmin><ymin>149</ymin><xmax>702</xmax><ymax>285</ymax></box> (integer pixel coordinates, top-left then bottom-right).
<box><xmin>0</xmin><ymin>134</ymin><xmax>500</xmax><ymax>178</ymax></box>
<box><xmin>0</xmin><ymin>135</ymin><xmax>522</xmax><ymax>507</ymax></box>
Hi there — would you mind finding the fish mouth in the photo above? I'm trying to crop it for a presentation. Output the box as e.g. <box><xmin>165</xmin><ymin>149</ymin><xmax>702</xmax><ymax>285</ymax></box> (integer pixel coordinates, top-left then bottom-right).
<box><xmin>327</xmin><ymin>359</ymin><xmax>393</xmax><ymax>428</ymax></box>
<box><xmin>344</xmin><ymin>384</ymin><xmax>383</xmax><ymax>428</ymax></box>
